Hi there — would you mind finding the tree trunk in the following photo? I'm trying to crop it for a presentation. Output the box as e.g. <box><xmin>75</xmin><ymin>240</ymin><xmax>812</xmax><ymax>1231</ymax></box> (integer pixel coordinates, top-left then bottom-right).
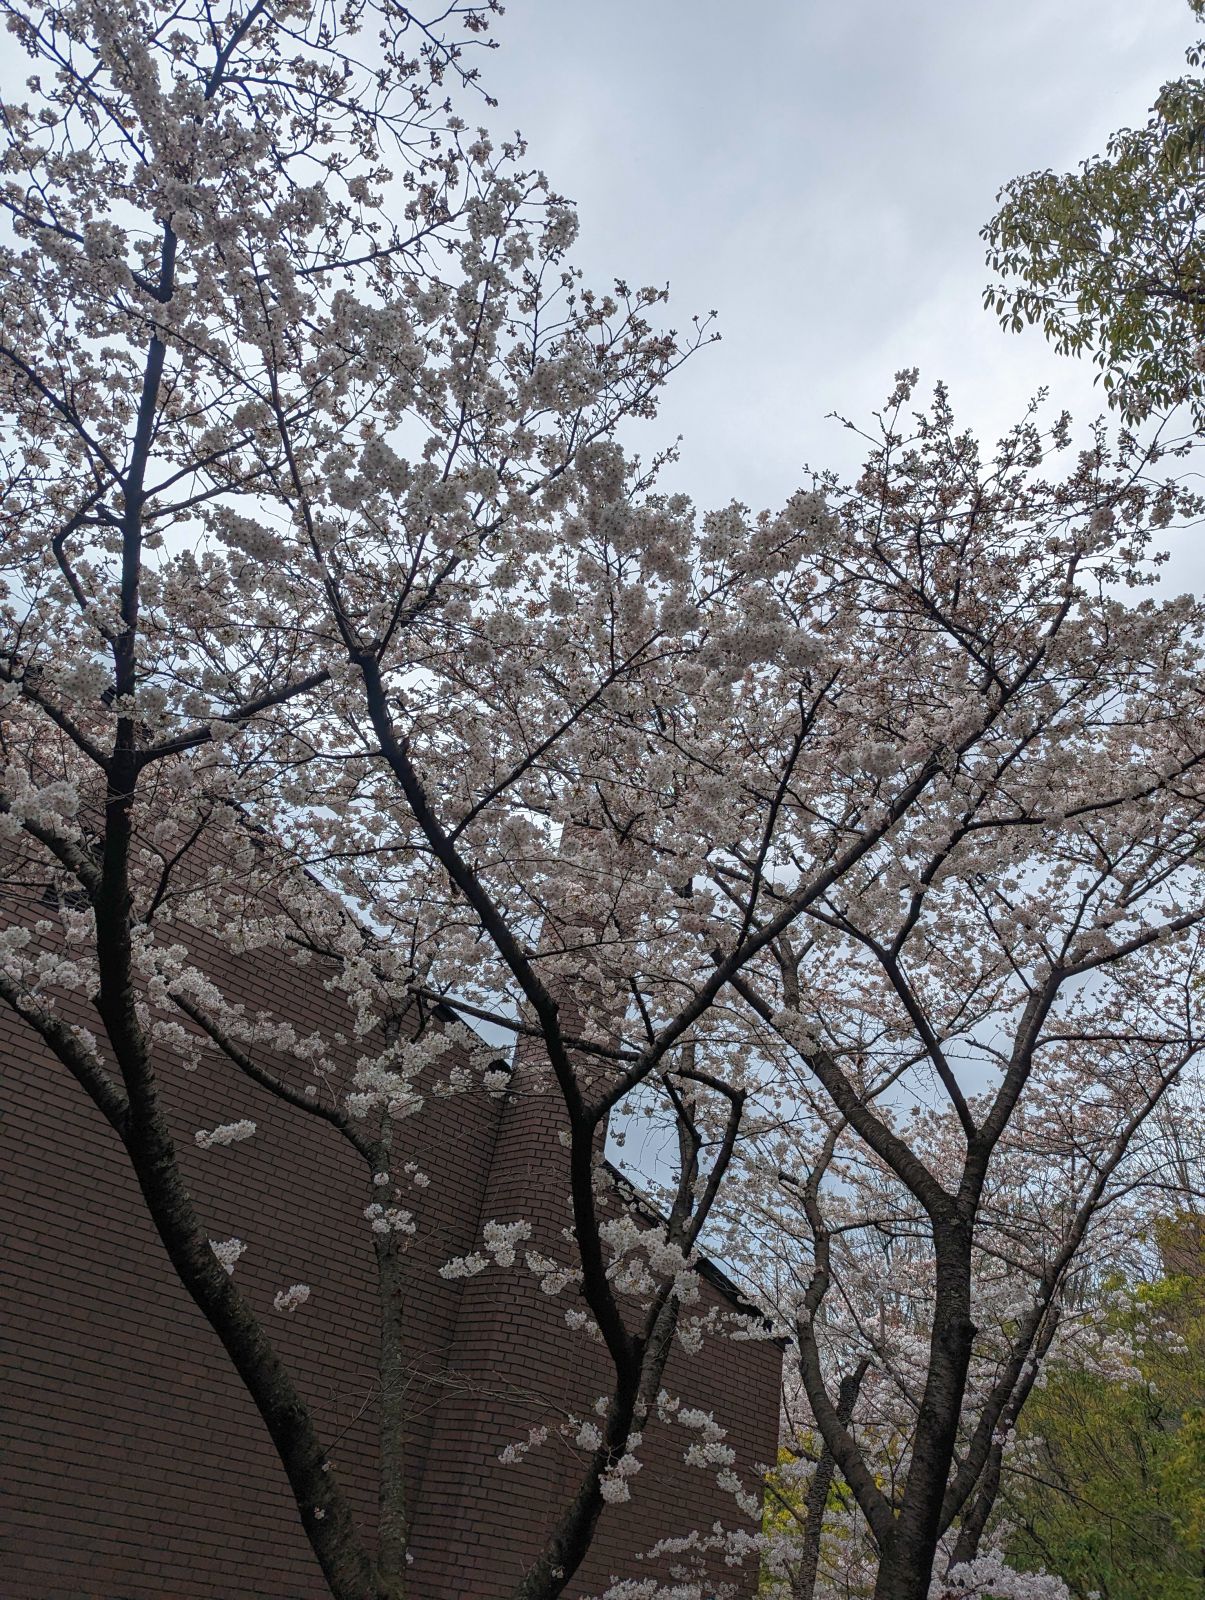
<box><xmin>793</xmin><ymin>1360</ymin><xmax>869</xmax><ymax>1600</ymax></box>
<box><xmin>512</xmin><ymin>1293</ymin><xmax>681</xmax><ymax>1600</ymax></box>
<box><xmin>374</xmin><ymin>1227</ymin><xmax>410</xmax><ymax>1595</ymax></box>
<box><xmin>509</xmin><ymin>1377</ymin><xmax>640</xmax><ymax>1600</ymax></box>
<box><xmin>91</xmin><ymin>750</ymin><xmax>388</xmax><ymax>1600</ymax></box>
<box><xmin>949</xmin><ymin>1440</ymin><xmax>1001</xmax><ymax>1568</ymax></box>
<box><xmin>871</xmin><ymin>1232</ymin><xmax>976</xmax><ymax>1600</ymax></box>
<box><xmin>947</xmin><ymin>1304</ymin><xmax>1061</xmax><ymax>1569</ymax></box>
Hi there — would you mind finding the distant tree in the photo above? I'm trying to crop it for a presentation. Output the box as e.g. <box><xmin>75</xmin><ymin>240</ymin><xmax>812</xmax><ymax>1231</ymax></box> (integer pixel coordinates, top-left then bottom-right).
<box><xmin>1000</xmin><ymin>1211</ymin><xmax>1205</xmax><ymax>1600</ymax></box>
<box><xmin>983</xmin><ymin>0</ymin><xmax>1205</xmax><ymax>429</ymax></box>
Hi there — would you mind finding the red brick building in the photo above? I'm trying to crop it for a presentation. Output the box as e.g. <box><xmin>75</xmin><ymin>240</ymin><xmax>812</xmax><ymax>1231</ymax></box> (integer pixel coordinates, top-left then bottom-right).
<box><xmin>1</xmin><ymin>881</ymin><xmax>781</xmax><ymax>1598</ymax></box>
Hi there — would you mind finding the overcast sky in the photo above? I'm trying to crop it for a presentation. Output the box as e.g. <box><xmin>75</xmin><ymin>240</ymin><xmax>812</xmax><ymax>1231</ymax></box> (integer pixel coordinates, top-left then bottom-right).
<box><xmin>475</xmin><ymin>0</ymin><xmax>1203</xmax><ymax>582</ymax></box>
<box><xmin>471</xmin><ymin>4</ymin><xmax>1205</xmax><ymax>1161</ymax></box>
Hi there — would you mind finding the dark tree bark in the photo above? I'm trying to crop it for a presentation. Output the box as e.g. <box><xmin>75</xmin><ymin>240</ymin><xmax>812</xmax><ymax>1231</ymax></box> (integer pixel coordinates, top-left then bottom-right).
<box><xmin>870</xmin><ymin>1231</ymin><xmax>977</xmax><ymax>1600</ymax></box>
<box><xmin>792</xmin><ymin>1358</ymin><xmax>870</xmax><ymax>1600</ymax></box>
<box><xmin>949</xmin><ymin>1305</ymin><xmax>1061</xmax><ymax>1568</ymax></box>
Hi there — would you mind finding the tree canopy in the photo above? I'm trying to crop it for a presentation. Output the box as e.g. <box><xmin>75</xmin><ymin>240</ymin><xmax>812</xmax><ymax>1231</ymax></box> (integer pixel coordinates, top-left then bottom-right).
<box><xmin>984</xmin><ymin>0</ymin><xmax>1205</xmax><ymax>428</ymax></box>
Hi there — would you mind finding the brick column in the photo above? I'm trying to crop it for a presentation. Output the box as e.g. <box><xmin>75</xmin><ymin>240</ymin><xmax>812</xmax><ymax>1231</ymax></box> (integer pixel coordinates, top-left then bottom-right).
<box><xmin>405</xmin><ymin>990</ymin><xmax>621</xmax><ymax>1596</ymax></box>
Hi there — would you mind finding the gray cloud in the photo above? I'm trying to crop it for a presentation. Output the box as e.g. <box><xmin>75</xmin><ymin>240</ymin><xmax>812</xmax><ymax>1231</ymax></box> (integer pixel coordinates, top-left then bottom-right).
<box><xmin>482</xmin><ymin>0</ymin><xmax>1203</xmax><ymax>585</ymax></box>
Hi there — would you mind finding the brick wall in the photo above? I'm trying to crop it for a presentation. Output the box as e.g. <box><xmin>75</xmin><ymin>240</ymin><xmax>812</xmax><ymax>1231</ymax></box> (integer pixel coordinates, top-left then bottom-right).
<box><xmin>408</xmin><ymin>1030</ymin><xmax>780</xmax><ymax>1600</ymax></box>
<box><xmin>1</xmin><ymin>884</ymin><xmax>781</xmax><ymax>1599</ymax></box>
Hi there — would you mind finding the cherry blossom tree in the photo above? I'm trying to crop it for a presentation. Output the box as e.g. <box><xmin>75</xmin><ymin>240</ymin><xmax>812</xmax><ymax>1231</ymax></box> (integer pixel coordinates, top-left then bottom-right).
<box><xmin>745</xmin><ymin>1065</ymin><xmax>1204</xmax><ymax>1599</ymax></box>
<box><xmin>4</xmin><ymin>4</ymin><xmax>1205</xmax><ymax>1600</ymax></box>
<box><xmin>703</xmin><ymin>408</ymin><xmax>1205</xmax><ymax>1600</ymax></box>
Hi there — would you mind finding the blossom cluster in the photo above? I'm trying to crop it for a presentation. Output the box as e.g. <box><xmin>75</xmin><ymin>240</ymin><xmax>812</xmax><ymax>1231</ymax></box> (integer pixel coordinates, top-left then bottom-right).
<box><xmin>272</xmin><ymin>1283</ymin><xmax>311</xmax><ymax>1314</ymax></box>
<box><xmin>209</xmin><ymin>1238</ymin><xmax>246</xmax><ymax>1276</ymax></box>
<box><xmin>194</xmin><ymin>1120</ymin><xmax>256</xmax><ymax>1150</ymax></box>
